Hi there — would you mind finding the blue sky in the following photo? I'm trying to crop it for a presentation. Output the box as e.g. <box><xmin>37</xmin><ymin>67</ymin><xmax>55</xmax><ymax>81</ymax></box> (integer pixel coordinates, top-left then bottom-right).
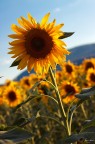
<box><xmin>0</xmin><ymin>0</ymin><xmax>95</xmax><ymax>84</ymax></box>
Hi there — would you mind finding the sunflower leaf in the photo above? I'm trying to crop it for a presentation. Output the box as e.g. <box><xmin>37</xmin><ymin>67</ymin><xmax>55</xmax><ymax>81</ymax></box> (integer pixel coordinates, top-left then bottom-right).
<box><xmin>69</xmin><ymin>99</ymin><xmax>86</xmax><ymax>122</ymax></box>
<box><xmin>75</xmin><ymin>86</ymin><xmax>95</xmax><ymax>100</ymax></box>
<box><xmin>59</xmin><ymin>32</ymin><xmax>74</xmax><ymax>39</ymax></box>
<box><xmin>81</xmin><ymin>118</ymin><xmax>95</xmax><ymax>132</ymax></box>
<box><xmin>10</xmin><ymin>59</ymin><xmax>21</xmax><ymax>67</ymax></box>
<box><xmin>63</xmin><ymin>132</ymin><xmax>95</xmax><ymax>143</ymax></box>
<box><xmin>0</xmin><ymin>127</ymin><xmax>33</xmax><ymax>143</ymax></box>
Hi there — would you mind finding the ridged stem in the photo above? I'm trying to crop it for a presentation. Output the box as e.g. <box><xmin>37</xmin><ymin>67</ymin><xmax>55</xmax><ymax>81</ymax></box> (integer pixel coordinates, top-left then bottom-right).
<box><xmin>49</xmin><ymin>66</ymin><xmax>66</xmax><ymax>121</ymax></box>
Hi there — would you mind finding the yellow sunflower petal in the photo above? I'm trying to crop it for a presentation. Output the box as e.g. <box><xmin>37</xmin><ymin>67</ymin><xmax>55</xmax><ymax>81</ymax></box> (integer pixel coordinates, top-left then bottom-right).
<box><xmin>49</xmin><ymin>24</ymin><xmax>64</xmax><ymax>34</ymax></box>
<box><xmin>21</xmin><ymin>16</ymin><xmax>33</xmax><ymax>28</ymax></box>
<box><xmin>9</xmin><ymin>39</ymin><xmax>25</xmax><ymax>45</ymax></box>
<box><xmin>54</xmin><ymin>39</ymin><xmax>67</xmax><ymax>47</ymax></box>
<box><xmin>8</xmin><ymin>48</ymin><xmax>25</xmax><ymax>55</ymax></box>
<box><xmin>11</xmin><ymin>24</ymin><xmax>27</xmax><ymax>34</ymax></box>
<box><xmin>8</xmin><ymin>45</ymin><xmax>25</xmax><ymax>50</ymax></box>
<box><xmin>27</xmin><ymin>13</ymin><xmax>36</xmax><ymax>26</ymax></box>
<box><xmin>17</xmin><ymin>18</ymin><xmax>31</xmax><ymax>30</ymax></box>
<box><xmin>11</xmin><ymin>51</ymin><xmax>26</xmax><ymax>58</ymax></box>
<box><xmin>27</xmin><ymin>57</ymin><xmax>35</xmax><ymax>72</ymax></box>
<box><xmin>40</xmin><ymin>13</ymin><xmax>50</xmax><ymax>27</ymax></box>
<box><xmin>8</xmin><ymin>34</ymin><xmax>24</xmax><ymax>39</ymax></box>
<box><xmin>46</xmin><ymin>19</ymin><xmax>56</xmax><ymax>32</ymax></box>
<box><xmin>17</xmin><ymin>55</ymin><xmax>30</xmax><ymax>70</ymax></box>
<box><xmin>15</xmin><ymin>53</ymin><xmax>27</xmax><ymax>61</ymax></box>
<box><xmin>34</xmin><ymin>60</ymin><xmax>43</xmax><ymax>73</ymax></box>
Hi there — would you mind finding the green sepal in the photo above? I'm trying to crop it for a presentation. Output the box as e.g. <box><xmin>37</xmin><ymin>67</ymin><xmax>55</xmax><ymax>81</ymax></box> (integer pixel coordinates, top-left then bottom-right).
<box><xmin>59</xmin><ymin>32</ymin><xmax>74</xmax><ymax>39</ymax></box>
<box><xmin>10</xmin><ymin>59</ymin><xmax>21</xmax><ymax>67</ymax></box>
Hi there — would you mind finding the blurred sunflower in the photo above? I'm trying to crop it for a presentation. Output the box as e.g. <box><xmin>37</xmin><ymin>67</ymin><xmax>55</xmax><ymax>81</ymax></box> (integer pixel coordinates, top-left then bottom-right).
<box><xmin>60</xmin><ymin>81</ymin><xmax>79</xmax><ymax>104</ymax></box>
<box><xmin>38</xmin><ymin>89</ymin><xmax>48</xmax><ymax>104</ymax></box>
<box><xmin>0</xmin><ymin>88</ymin><xmax>3</xmax><ymax>105</ymax></box>
<box><xmin>5</xmin><ymin>79</ymin><xmax>18</xmax><ymax>86</ymax></box>
<box><xmin>0</xmin><ymin>97</ymin><xmax>3</xmax><ymax>105</ymax></box>
<box><xmin>82</xmin><ymin>58</ymin><xmax>95</xmax><ymax>72</ymax></box>
<box><xmin>56</xmin><ymin>71</ymin><xmax>63</xmax><ymax>83</ymax></box>
<box><xmin>8</xmin><ymin>13</ymin><xmax>70</xmax><ymax>73</ymax></box>
<box><xmin>62</xmin><ymin>60</ymin><xmax>77</xmax><ymax>79</ymax></box>
<box><xmin>3</xmin><ymin>85</ymin><xmax>24</xmax><ymax>107</ymax></box>
<box><xmin>20</xmin><ymin>76</ymin><xmax>32</xmax><ymax>90</ymax></box>
<box><xmin>82</xmin><ymin>81</ymin><xmax>90</xmax><ymax>88</ymax></box>
<box><xmin>39</xmin><ymin>81</ymin><xmax>50</xmax><ymax>94</ymax></box>
<box><xmin>86</xmin><ymin>68</ymin><xmax>95</xmax><ymax>85</ymax></box>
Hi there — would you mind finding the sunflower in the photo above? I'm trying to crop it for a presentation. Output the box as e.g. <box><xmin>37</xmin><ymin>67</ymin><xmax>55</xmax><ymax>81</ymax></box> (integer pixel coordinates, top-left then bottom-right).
<box><xmin>82</xmin><ymin>58</ymin><xmax>95</xmax><ymax>73</ymax></box>
<box><xmin>56</xmin><ymin>71</ymin><xmax>63</xmax><ymax>83</ymax></box>
<box><xmin>0</xmin><ymin>88</ymin><xmax>3</xmax><ymax>105</ymax></box>
<box><xmin>60</xmin><ymin>81</ymin><xmax>79</xmax><ymax>104</ymax></box>
<box><xmin>86</xmin><ymin>68</ymin><xmax>95</xmax><ymax>85</ymax></box>
<box><xmin>20</xmin><ymin>76</ymin><xmax>32</xmax><ymax>90</ymax></box>
<box><xmin>5</xmin><ymin>79</ymin><xmax>18</xmax><ymax>86</ymax></box>
<box><xmin>0</xmin><ymin>97</ymin><xmax>3</xmax><ymax>105</ymax></box>
<box><xmin>8</xmin><ymin>13</ymin><xmax>70</xmax><ymax>73</ymax></box>
<box><xmin>3</xmin><ymin>85</ymin><xmax>24</xmax><ymax>107</ymax></box>
<box><xmin>62</xmin><ymin>60</ymin><xmax>77</xmax><ymax>80</ymax></box>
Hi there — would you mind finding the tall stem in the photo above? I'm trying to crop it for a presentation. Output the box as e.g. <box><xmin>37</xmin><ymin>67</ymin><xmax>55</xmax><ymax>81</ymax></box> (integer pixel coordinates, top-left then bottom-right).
<box><xmin>49</xmin><ymin>66</ymin><xmax>66</xmax><ymax>121</ymax></box>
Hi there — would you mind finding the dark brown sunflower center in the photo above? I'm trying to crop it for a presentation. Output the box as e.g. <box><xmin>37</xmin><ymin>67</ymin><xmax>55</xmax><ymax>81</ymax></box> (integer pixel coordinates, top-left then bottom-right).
<box><xmin>31</xmin><ymin>37</ymin><xmax>45</xmax><ymax>51</ymax></box>
<box><xmin>25</xmin><ymin>29</ymin><xmax>53</xmax><ymax>58</ymax></box>
<box><xmin>90</xmin><ymin>73</ymin><xmax>95</xmax><ymax>82</ymax></box>
<box><xmin>65</xmin><ymin>84</ymin><xmax>76</xmax><ymax>95</ymax></box>
<box><xmin>24</xmin><ymin>79</ymin><xmax>30</xmax><ymax>86</ymax></box>
<box><xmin>8</xmin><ymin>91</ymin><xmax>17</xmax><ymax>102</ymax></box>
<box><xmin>85</xmin><ymin>62</ymin><xmax>94</xmax><ymax>71</ymax></box>
<box><xmin>66</xmin><ymin>64</ymin><xmax>73</xmax><ymax>73</ymax></box>
<box><xmin>83</xmin><ymin>82</ymin><xmax>88</xmax><ymax>87</ymax></box>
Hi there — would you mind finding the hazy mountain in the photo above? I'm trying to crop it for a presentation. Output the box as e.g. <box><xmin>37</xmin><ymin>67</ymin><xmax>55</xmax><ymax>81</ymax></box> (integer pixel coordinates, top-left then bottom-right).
<box><xmin>14</xmin><ymin>43</ymin><xmax>95</xmax><ymax>81</ymax></box>
<box><xmin>67</xmin><ymin>43</ymin><xmax>95</xmax><ymax>64</ymax></box>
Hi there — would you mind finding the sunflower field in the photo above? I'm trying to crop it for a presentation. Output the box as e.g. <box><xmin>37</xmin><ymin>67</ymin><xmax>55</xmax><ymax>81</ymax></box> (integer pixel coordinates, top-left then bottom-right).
<box><xmin>0</xmin><ymin>13</ymin><xmax>95</xmax><ymax>144</ymax></box>
<box><xmin>0</xmin><ymin>57</ymin><xmax>95</xmax><ymax>144</ymax></box>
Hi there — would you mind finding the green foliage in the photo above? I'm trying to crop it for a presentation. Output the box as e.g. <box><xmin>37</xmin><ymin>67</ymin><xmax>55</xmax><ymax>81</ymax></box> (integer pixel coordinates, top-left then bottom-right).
<box><xmin>59</xmin><ymin>32</ymin><xmax>74</xmax><ymax>39</ymax></box>
<box><xmin>0</xmin><ymin>127</ymin><xmax>33</xmax><ymax>143</ymax></box>
<box><xmin>64</xmin><ymin>132</ymin><xmax>95</xmax><ymax>143</ymax></box>
<box><xmin>1</xmin><ymin>70</ymin><xmax>95</xmax><ymax>143</ymax></box>
<box><xmin>10</xmin><ymin>59</ymin><xmax>21</xmax><ymax>67</ymax></box>
<box><xmin>75</xmin><ymin>86</ymin><xmax>95</xmax><ymax>100</ymax></box>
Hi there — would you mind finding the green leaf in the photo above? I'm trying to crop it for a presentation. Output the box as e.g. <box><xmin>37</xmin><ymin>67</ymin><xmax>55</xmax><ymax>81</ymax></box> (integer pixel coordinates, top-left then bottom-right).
<box><xmin>80</xmin><ymin>86</ymin><xmax>95</xmax><ymax>94</ymax></box>
<box><xmin>64</xmin><ymin>132</ymin><xmax>95</xmax><ymax>143</ymax></box>
<box><xmin>68</xmin><ymin>99</ymin><xmax>87</xmax><ymax>129</ymax></box>
<box><xmin>82</xmin><ymin>126</ymin><xmax>95</xmax><ymax>132</ymax></box>
<box><xmin>0</xmin><ymin>127</ymin><xmax>33</xmax><ymax>143</ymax></box>
<box><xmin>10</xmin><ymin>59</ymin><xmax>21</xmax><ymax>67</ymax></box>
<box><xmin>70</xmin><ymin>99</ymin><xmax>86</xmax><ymax>116</ymax></box>
<box><xmin>13</xmin><ymin>117</ymin><xmax>27</xmax><ymax>126</ymax></box>
<box><xmin>81</xmin><ymin>118</ymin><xmax>95</xmax><ymax>132</ymax></box>
<box><xmin>75</xmin><ymin>86</ymin><xmax>95</xmax><ymax>100</ymax></box>
<box><xmin>59</xmin><ymin>32</ymin><xmax>74</xmax><ymax>39</ymax></box>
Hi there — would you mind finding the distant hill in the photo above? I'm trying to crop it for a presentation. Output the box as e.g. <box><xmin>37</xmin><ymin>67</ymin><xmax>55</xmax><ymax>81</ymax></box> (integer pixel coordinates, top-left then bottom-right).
<box><xmin>14</xmin><ymin>43</ymin><xmax>95</xmax><ymax>81</ymax></box>
<box><xmin>67</xmin><ymin>43</ymin><xmax>95</xmax><ymax>64</ymax></box>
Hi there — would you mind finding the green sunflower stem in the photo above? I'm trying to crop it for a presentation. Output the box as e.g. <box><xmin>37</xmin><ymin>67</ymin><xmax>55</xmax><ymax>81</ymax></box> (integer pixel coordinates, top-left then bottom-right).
<box><xmin>49</xmin><ymin>66</ymin><xmax>66</xmax><ymax>122</ymax></box>
<box><xmin>81</xmin><ymin>103</ymin><xmax>87</xmax><ymax>119</ymax></box>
